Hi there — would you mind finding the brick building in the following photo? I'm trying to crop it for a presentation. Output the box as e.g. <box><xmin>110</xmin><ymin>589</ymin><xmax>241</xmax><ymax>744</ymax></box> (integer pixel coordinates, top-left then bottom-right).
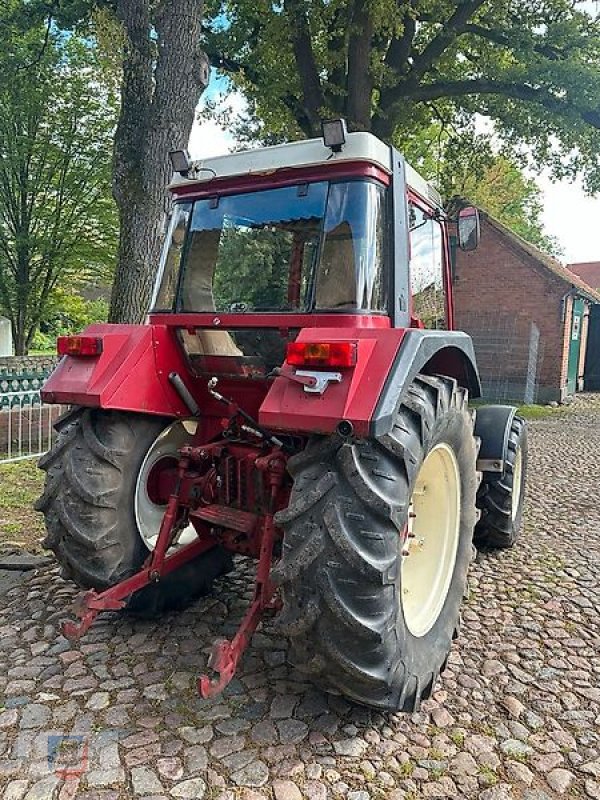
<box><xmin>453</xmin><ymin>213</ymin><xmax>600</xmax><ymax>404</ymax></box>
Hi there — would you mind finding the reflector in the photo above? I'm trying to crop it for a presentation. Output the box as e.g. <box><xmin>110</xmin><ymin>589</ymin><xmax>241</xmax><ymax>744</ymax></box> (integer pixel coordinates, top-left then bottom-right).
<box><xmin>286</xmin><ymin>341</ymin><xmax>357</xmax><ymax>367</ymax></box>
<box><xmin>57</xmin><ymin>336</ymin><xmax>103</xmax><ymax>357</ymax></box>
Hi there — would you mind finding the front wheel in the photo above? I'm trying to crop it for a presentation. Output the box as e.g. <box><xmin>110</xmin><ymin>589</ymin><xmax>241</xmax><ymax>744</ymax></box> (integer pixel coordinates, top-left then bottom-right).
<box><xmin>274</xmin><ymin>375</ymin><xmax>478</xmax><ymax>712</ymax></box>
<box><xmin>36</xmin><ymin>407</ymin><xmax>232</xmax><ymax>615</ymax></box>
<box><xmin>474</xmin><ymin>415</ymin><xmax>527</xmax><ymax>548</ymax></box>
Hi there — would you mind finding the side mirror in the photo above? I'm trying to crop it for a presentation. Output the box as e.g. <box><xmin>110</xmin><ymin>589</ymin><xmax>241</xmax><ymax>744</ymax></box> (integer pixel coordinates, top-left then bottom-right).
<box><xmin>458</xmin><ymin>206</ymin><xmax>480</xmax><ymax>252</ymax></box>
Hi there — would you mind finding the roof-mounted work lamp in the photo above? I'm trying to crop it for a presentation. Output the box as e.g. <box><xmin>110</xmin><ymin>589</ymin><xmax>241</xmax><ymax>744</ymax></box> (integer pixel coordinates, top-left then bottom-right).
<box><xmin>322</xmin><ymin>119</ymin><xmax>347</xmax><ymax>152</ymax></box>
<box><xmin>169</xmin><ymin>149</ymin><xmax>192</xmax><ymax>175</ymax></box>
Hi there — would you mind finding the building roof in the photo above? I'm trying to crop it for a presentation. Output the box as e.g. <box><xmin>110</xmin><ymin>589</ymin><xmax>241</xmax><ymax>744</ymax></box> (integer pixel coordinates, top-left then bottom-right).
<box><xmin>567</xmin><ymin>261</ymin><xmax>600</xmax><ymax>290</ymax></box>
<box><xmin>482</xmin><ymin>213</ymin><xmax>600</xmax><ymax>303</ymax></box>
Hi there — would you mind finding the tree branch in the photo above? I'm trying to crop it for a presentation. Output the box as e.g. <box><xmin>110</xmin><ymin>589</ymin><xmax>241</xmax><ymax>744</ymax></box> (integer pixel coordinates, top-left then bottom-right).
<box><xmin>462</xmin><ymin>23</ymin><xmax>565</xmax><ymax>60</ymax></box>
<box><xmin>205</xmin><ymin>50</ymin><xmax>261</xmax><ymax>85</ymax></box>
<box><xmin>406</xmin><ymin>79</ymin><xmax>600</xmax><ymax>128</ymax></box>
<box><xmin>383</xmin><ymin>1</ymin><xmax>418</xmax><ymax>75</ymax></box>
<box><xmin>16</xmin><ymin>9</ymin><xmax>54</xmax><ymax>72</ymax></box>
<box><xmin>325</xmin><ymin>4</ymin><xmax>351</xmax><ymax>113</ymax></box>
<box><xmin>374</xmin><ymin>1</ymin><xmax>488</xmax><ymax>140</ymax></box>
<box><xmin>408</xmin><ymin>0</ymin><xmax>488</xmax><ymax>82</ymax></box>
<box><xmin>376</xmin><ymin>2</ymin><xmax>418</xmax><ymax>136</ymax></box>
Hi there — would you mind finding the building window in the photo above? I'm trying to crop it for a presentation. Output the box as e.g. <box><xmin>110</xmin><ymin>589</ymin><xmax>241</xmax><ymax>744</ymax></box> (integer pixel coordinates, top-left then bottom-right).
<box><xmin>409</xmin><ymin>203</ymin><xmax>447</xmax><ymax>329</ymax></box>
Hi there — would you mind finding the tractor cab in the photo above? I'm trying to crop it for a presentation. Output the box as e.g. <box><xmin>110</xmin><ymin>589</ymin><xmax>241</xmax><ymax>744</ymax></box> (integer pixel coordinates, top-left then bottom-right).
<box><xmin>149</xmin><ymin>125</ymin><xmax>471</xmax><ymax>383</ymax></box>
<box><xmin>45</xmin><ymin>124</ymin><xmax>482</xmax><ymax>436</ymax></box>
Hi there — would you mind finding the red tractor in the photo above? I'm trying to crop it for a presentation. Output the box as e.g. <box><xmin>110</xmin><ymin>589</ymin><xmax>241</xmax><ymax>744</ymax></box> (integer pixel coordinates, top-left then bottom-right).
<box><xmin>37</xmin><ymin>121</ymin><xmax>527</xmax><ymax>712</ymax></box>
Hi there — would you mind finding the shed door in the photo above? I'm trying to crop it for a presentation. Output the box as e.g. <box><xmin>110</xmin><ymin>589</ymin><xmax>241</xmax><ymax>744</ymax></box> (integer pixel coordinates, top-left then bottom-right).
<box><xmin>584</xmin><ymin>303</ymin><xmax>600</xmax><ymax>390</ymax></box>
<box><xmin>567</xmin><ymin>297</ymin><xmax>584</xmax><ymax>395</ymax></box>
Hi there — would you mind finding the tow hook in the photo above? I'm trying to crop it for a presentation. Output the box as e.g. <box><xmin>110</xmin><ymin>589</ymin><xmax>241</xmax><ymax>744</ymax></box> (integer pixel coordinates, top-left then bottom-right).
<box><xmin>273</xmin><ymin>366</ymin><xmax>342</xmax><ymax>395</ymax></box>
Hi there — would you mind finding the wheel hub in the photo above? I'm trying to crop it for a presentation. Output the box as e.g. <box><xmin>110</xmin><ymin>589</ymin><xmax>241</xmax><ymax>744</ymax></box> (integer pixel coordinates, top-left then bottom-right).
<box><xmin>511</xmin><ymin>447</ymin><xmax>523</xmax><ymax>520</ymax></box>
<box><xmin>135</xmin><ymin>419</ymin><xmax>198</xmax><ymax>551</ymax></box>
<box><xmin>401</xmin><ymin>442</ymin><xmax>461</xmax><ymax>638</ymax></box>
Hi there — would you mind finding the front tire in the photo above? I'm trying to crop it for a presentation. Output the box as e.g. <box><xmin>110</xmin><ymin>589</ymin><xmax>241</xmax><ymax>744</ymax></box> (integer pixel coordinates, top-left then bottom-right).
<box><xmin>474</xmin><ymin>415</ymin><xmax>527</xmax><ymax>549</ymax></box>
<box><xmin>36</xmin><ymin>407</ymin><xmax>232</xmax><ymax>615</ymax></box>
<box><xmin>274</xmin><ymin>375</ymin><xmax>478</xmax><ymax>712</ymax></box>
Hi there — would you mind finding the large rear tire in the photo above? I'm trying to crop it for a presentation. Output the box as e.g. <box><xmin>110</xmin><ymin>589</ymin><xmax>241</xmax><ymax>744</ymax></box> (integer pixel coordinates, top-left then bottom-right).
<box><xmin>35</xmin><ymin>407</ymin><xmax>232</xmax><ymax>615</ymax></box>
<box><xmin>274</xmin><ymin>375</ymin><xmax>478</xmax><ymax>712</ymax></box>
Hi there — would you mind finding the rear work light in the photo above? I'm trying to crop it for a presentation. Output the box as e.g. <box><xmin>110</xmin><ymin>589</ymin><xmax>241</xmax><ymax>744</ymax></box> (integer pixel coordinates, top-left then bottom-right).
<box><xmin>286</xmin><ymin>341</ymin><xmax>357</xmax><ymax>368</ymax></box>
<box><xmin>57</xmin><ymin>335</ymin><xmax>103</xmax><ymax>357</ymax></box>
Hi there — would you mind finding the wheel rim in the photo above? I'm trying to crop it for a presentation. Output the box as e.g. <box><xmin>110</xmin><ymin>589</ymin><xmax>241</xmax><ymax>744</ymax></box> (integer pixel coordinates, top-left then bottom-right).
<box><xmin>511</xmin><ymin>446</ymin><xmax>523</xmax><ymax>520</ymax></box>
<box><xmin>401</xmin><ymin>442</ymin><xmax>461</xmax><ymax>638</ymax></box>
<box><xmin>135</xmin><ymin>419</ymin><xmax>198</xmax><ymax>551</ymax></box>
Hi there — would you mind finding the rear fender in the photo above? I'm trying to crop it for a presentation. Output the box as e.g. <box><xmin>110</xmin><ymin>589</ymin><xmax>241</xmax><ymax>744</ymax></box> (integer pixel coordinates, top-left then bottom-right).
<box><xmin>259</xmin><ymin>328</ymin><xmax>480</xmax><ymax>438</ymax></box>
<box><xmin>473</xmin><ymin>405</ymin><xmax>517</xmax><ymax>474</ymax></box>
<box><xmin>370</xmin><ymin>330</ymin><xmax>481</xmax><ymax>437</ymax></box>
<box><xmin>260</xmin><ymin>328</ymin><xmax>406</xmax><ymax>437</ymax></box>
<box><xmin>41</xmin><ymin>323</ymin><xmax>191</xmax><ymax>417</ymax></box>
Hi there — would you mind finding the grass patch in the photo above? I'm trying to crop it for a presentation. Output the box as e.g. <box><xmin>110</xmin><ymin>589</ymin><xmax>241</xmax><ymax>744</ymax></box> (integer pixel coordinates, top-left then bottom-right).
<box><xmin>470</xmin><ymin>399</ymin><xmax>567</xmax><ymax>420</ymax></box>
<box><xmin>507</xmin><ymin>749</ymin><xmax>530</xmax><ymax>764</ymax></box>
<box><xmin>428</xmin><ymin>748</ymin><xmax>445</xmax><ymax>760</ymax></box>
<box><xmin>0</xmin><ymin>459</ymin><xmax>45</xmax><ymax>553</ymax></box>
<box><xmin>449</xmin><ymin>730</ymin><xmax>465</xmax><ymax>747</ymax></box>
<box><xmin>478</xmin><ymin>766</ymin><xmax>498</xmax><ymax>786</ymax></box>
<box><xmin>397</xmin><ymin>761</ymin><xmax>414</xmax><ymax>778</ymax></box>
<box><xmin>515</xmin><ymin>404</ymin><xmax>566</xmax><ymax>420</ymax></box>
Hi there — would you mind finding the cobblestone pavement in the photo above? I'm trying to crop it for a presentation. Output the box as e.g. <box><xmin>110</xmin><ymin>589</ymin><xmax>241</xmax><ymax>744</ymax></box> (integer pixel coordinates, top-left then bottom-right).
<box><xmin>1</xmin><ymin>399</ymin><xmax>599</xmax><ymax>800</ymax></box>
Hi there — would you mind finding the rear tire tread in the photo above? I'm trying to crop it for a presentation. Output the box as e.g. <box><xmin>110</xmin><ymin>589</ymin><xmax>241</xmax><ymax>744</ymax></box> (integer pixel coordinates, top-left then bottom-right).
<box><xmin>38</xmin><ymin>407</ymin><xmax>232</xmax><ymax>612</ymax></box>
<box><xmin>275</xmin><ymin>375</ymin><xmax>477</xmax><ymax>711</ymax></box>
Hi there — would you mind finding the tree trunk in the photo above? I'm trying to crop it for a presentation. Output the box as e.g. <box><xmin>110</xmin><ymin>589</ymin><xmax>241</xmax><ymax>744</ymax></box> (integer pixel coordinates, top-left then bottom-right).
<box><xmin>346</xmin><ymin>3</ymin><xmax>374</xmax><ymax>132</ymax></box>
<box><xmin>109</xmin><ymin>0</ymin><xmax>209</xmax><ymax>324</ymax></box>
<box><xmin>13</xmin><ymin>326</ymin><xmax>27</xmax><ymax>357</ymax></box>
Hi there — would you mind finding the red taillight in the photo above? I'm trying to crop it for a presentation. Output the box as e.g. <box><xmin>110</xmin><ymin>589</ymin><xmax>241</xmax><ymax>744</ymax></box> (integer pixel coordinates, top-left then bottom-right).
<box><xmin>57</xmin><ymin>335</ymin><xmax>103</xmax><ymax>357</ymax></box>
<box><xmin>286</xmin><ymin>341</ymin><xmax>357</xmax><ymax>368</ymax></box>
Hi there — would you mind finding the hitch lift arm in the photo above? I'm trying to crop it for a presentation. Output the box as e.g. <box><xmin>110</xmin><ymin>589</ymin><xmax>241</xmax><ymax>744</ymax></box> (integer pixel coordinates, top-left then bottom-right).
<box><xmin>60</xmin><ymin>446</ymin><xmax>285</xmax><ymax>700</ymax></box>
<box><xmin>198</xmin><ymin>452</ymin><xmax>283</xmax><ymax>697</ymax></box>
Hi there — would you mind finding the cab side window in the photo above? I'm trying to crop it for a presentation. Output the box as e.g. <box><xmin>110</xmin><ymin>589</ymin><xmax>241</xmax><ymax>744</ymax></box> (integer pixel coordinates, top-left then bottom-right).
<box><xmin>409</xmin><ymin>203</ymin><xmax>447</xmax><ymax>329</ymax></box>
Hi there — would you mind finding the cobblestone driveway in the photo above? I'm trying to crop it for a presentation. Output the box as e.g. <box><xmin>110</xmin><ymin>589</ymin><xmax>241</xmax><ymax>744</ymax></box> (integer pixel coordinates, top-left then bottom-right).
<box><xmin>1</xmin><ymin>400</ymin><xmax>599</xmax><ymax>800</ymax></box>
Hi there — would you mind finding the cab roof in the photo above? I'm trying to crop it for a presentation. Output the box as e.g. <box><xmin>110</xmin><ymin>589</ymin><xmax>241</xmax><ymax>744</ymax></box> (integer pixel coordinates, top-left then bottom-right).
<box><xmin>170</xmin><ymin>131</ymin><xmax>442</xmax><ymax>209</ymax></box>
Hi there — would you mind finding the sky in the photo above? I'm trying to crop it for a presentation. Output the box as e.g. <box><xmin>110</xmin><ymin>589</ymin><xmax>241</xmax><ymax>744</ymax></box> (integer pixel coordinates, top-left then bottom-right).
<box><xmin>189</xmin><ymin>73</ymin><xmax>600</xmax><ymax>267</ymax></box>
<box><xmin>538</xmin><ymin>174</ymin><xmax>599</xmax><ymax>265</ymax></box>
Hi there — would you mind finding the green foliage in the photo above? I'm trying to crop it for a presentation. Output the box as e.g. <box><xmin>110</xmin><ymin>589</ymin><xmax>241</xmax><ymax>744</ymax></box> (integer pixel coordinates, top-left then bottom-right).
<box><xmin>397</xmin><ymin>124</ymin><xmax>559</xmax><ymax>254</ymax></box>
<box><xmin>32</xmin><ymin>287</ymin><xmax>109</xmax><ymax>352</ymax></box>
<box><xmin>457</xmin><ymin>156</ymin><xmax>560</xmax><ymax>254</ymax></box>
<box><xmin>0</xmin><ymin>5</ymin><xmax>117</xmax><ymax>353</ymax></box>
<box><xmin>213</xmin><ymin>228</ymin><xmax>297</xmax><ymax>311</ymax></box>
<box><xmin>204</xmin><ymin>1</ymin><xmax>600</xmax><ymax>190</ymax></box>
